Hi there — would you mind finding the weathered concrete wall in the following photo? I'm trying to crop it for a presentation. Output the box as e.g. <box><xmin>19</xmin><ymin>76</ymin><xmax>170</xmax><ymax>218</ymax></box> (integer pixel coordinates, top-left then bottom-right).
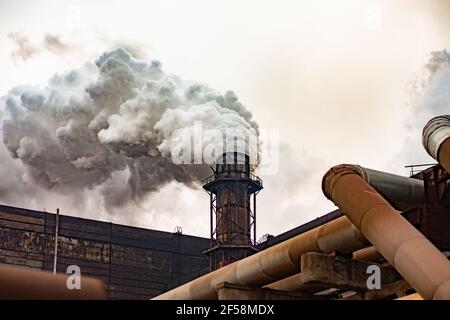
<box><xmin>0</xmin><ymin>205</ymin><xmax>210</xmax><ymax>299</ymax></box>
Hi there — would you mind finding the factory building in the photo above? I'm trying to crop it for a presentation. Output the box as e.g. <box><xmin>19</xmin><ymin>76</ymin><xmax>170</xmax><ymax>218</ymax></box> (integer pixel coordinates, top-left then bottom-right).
<box><xmin>0</xmin><ymin>204</ymin><xmax>210</xmax><ymax>299</ymax></box>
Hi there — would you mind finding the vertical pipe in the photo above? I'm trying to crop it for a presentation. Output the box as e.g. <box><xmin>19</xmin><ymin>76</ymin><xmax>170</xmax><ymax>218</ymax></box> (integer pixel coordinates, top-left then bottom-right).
<box><xmin>253</xmin><ymin>193</ymin><xmax>256</xmax><ymax>245</ymax></box>
<box><xmin>53</xmin><ymin>208</ymin><xmax>60</xmax><ymax>274</ymax></box>
<box><xmin>210</xmin><ymin>193</ymin><xmax>213</xmax><ymax>245</ymax></box>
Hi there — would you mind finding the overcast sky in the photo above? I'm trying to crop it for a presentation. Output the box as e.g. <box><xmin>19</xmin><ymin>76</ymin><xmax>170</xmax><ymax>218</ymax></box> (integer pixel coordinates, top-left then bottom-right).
<box><xmin>0</xmin><ymin>0</ymin><xmax>449</xmax><ymax>238</ymax></box>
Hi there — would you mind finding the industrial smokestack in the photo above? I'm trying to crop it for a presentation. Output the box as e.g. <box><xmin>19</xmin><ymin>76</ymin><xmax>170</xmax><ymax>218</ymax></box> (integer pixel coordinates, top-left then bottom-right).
<box><xmin>203</xmin><ymin>151</ymin><xmax>262</xmax><ymax>270</ymax></box>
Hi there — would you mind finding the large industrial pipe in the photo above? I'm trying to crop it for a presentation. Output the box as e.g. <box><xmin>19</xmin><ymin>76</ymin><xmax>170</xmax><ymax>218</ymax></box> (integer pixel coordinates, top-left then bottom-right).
<box><xmin>347</xmin><ymin>166</ymin><xmax>425</xmax><ymax>211</ymax></box>
<box><xmin>423</xmin><ymin>115</ymin><xmax>450</xmax><ymax>173</ymax></box>
<box><xmin>153</xmin><ymin>216</ymin><xmax>369</xmax><ymax>299</ymax></box>
<box><xmin>262</xmin><ymin>166</ymin><xmax>424</xmax><ymax>294</ymax></box>
<box><xmin>0</xmin><ymin>265</ymin><xmax>108</xmax><ymax>299</ymax></box>
<box><xmin>322</xmin><ymin>164</ymin><xmax>450</xmax><ymax>300</ymax></box>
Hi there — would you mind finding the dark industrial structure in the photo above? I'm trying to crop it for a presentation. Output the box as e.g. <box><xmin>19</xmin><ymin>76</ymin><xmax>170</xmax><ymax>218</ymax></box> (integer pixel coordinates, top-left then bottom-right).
<box><xmin>0</xmin><ymin>204</ymin><xmax>210</xmax><ymax>299</ymax></box>
<box><xmin>403</xmin><ymin>164</ymin><xmax>450</xmax><ymax>250</ymax></box>
<box><xmin>202</xmin><ymin>152</ymin><xmax>263</xmax><ymax>270</ymax></box>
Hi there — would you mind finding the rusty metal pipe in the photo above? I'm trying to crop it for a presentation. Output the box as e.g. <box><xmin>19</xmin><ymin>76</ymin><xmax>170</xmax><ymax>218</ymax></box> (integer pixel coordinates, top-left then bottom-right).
<box><xmin>0</xmin><ymin>265</ymin><xmax>108</xmax><ymax>299</ymax></box>
<box><xmin>322</xmin><ymin>164</ymin><xmax>450</xmax><ymax>300</ymax></box>
<box><xmin>352</xmin><ymin>246</ymin><xmax>384</xmax><ymax>263</ymax></box>
<box><xmin>264</xmin><ymin>272</ymin><xmax>304</xmax><ymax>292</ymax></box>
<box><xmin>423</xmin><ymin>115</ymin><xmax>450</xmax><ymax>172</ymax></box>
<box><xmin>153</xmin><ymin>216</ymin><xmax>369</xmax><ymax>300</ymax></box>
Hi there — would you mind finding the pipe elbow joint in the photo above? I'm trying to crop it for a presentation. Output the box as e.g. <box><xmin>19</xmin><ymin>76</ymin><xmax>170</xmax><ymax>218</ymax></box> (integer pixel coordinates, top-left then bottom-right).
<box><xmin>322</xmin><ymin>164</ymin><xmax>364</xmax><ymax>200</ymax></box>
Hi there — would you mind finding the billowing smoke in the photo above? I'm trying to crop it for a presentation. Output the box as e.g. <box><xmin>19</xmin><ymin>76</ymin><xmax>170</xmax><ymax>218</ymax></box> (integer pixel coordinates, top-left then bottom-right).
<box><xmin>0</xmin><ymin>48</ymin><xmax>259</xmax><ymax>211</ymax></box>
<box><xmin>389</xmin><ymin>49</ymin><xmax>450</xmax><ymax>170</ymax></box>
<box><xmin>417</xmin><ymin>50</ymin><xmax>450</xmax><ymax>118</ymax></box>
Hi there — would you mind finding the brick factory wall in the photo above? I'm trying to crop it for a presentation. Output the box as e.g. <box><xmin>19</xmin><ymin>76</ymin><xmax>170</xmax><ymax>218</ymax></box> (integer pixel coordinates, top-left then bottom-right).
<box><xmin>0</xmin><ymin>204</ymin><xmax>210</xmax><ymax>299</ymax></box>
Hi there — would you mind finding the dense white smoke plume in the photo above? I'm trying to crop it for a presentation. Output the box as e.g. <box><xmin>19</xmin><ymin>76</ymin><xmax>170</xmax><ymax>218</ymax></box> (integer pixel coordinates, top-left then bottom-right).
<box><xmin>0</xmin><ymin>48</ymin><xmax>259</xmax><ymax>211</ymax></box>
